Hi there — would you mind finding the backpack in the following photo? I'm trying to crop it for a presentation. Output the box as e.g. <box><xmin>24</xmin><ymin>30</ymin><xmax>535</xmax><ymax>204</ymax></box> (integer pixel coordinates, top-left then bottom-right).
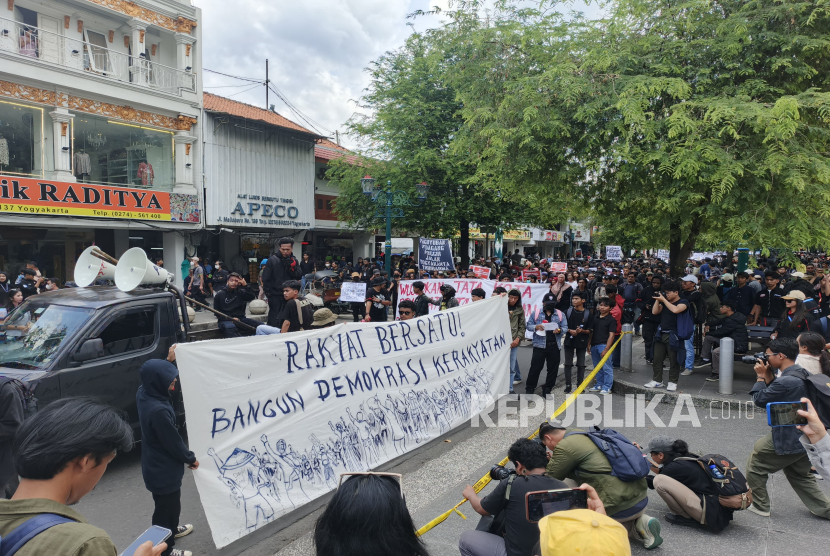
<box><xmin>802</xmin><ymin>374</ymin><xmax>830</xmax><ymax>428</ymax></box>
<box><xmin>691</xmin><ymin>294</ymin><xmax>707</xmax><ymax>325</ymax></box>
<box><xmin>565</xmin><ymin>427</ymin><xmax>650</xmax><ymax>482</ymax></box>
<box><xmin>675</xmin><ymin>454</ymin><xmax>752</xmax><ymax>511</ymax></box>
<box><xmin>676</xmin><ymin>303</ymin><xmax>695</xmax><ymax>340</ymax></box>
<box><xmin>295</xmin><ymin>299</ymin><xmax>313</xmax><ymax>331</ymax></box>
<box><xmin>0</xmin><ymin>513</ymin><xmax>74</xmax><ymax>556</ymax></box>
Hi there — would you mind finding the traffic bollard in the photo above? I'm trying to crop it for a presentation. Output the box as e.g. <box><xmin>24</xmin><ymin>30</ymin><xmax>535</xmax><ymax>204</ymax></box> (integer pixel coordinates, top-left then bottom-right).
<box><xmin>719</xmin><ymin>337</ymin><xmax>734</xmax><ymax>395</ymax></box>
<box><xmin>621</xmin><ymin>324</ymin><xmax>634</xmax><ymax>372</ymax></box>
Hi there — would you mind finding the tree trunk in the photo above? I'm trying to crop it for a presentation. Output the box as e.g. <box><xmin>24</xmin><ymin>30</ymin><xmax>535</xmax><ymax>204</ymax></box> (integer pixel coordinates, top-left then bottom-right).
<box><xmin>668</xmin><ymin>217</ymin><xmax>702</xmax><ymax>278</ymax></box>
<box><xmin>459</xmin><ymin>219</ymin><xmax>470</xmax><ymax>269</ymax></box>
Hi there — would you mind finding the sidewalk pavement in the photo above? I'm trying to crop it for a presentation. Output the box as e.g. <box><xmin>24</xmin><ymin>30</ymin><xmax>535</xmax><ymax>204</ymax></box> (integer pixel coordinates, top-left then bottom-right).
<box><xmin>613</xmin><ymin>337</ymin><xmax>757</xmax><ymax>408</ymax></box>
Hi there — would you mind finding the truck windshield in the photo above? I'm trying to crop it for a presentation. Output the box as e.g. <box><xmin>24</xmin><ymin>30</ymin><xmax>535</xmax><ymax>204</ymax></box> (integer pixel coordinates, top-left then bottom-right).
<box><xmin>0</xmin><ymin>302</ymin><xmax>94</xmax><ymax>370</ymax></box>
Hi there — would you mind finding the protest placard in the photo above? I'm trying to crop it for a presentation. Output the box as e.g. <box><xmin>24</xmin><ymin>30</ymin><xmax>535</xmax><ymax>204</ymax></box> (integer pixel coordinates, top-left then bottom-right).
<box><xmin>470</xmin><ymin>265</ymin><xmax>492</xmax><ymax>279</ymax></box>
<box><xmin>549</xmin><ymin>262</ymin><xmax>567</xmax><ymax>273</ymax></box>
<box><xmin>606</xmin><ymin>246</ymin><xmax>622</xmax><ymax>261</ymax></box>
<box><xmin>418</xmin><ymin>238</ymin><xmax>454</xmax><ymax>271</ymax></box>
<box><xmin>339</xmin><ymin>281</ymin><xmax>367</xmax><ymax>302</ymax></box>
<box><xmin>522</xmin><ymin>268</ymin><xmax>541</xmax><ymax>281</ymax></box>
<box><xmin>657</xmin><ymin>249</ymin><xmax>669</xmax><ymax>263</ymax></box>
<box><xmin>176</xmin><ymin>297</ymin><xmax>511</xmax><ymax>548</ymax></box>
<box><xmin>396</xmin><ymin>279</ymin><xmax>550</xmax><ymax>338</ymax></box>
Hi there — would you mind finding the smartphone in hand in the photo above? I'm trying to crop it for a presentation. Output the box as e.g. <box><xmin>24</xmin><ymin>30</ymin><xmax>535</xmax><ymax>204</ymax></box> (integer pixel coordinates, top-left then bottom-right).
<box><xmin>120</xmin><ymin>526</ymin><xmax>171</xmax><ymax>556</ymax></box>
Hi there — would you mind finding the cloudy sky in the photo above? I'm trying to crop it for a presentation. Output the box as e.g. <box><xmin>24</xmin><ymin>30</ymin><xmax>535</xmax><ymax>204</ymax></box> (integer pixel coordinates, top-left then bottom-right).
<box><xmin>197</xmin><ymin>0</ymin><xmax>453</xmax><ymax>149</ymax></box>
<box><xmin>196</xmin><ymin>1</ymin><xmax>602</xmax><ymax>150</ymax></box>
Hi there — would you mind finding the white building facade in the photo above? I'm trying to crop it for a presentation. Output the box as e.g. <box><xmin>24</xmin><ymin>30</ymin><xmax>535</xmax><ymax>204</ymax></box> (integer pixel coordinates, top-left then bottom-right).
<box><xmin>0</xmin><ymin>0</ymin><xmax>202</xmax><ymax>286</ymax></box>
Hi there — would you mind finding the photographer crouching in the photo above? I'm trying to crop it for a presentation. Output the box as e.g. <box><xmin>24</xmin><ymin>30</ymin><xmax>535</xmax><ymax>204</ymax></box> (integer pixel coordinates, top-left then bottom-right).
<box><xmin>459</xmin><ymin>438</ymin><xmax>566</xmax><ymax>556</ymax></box>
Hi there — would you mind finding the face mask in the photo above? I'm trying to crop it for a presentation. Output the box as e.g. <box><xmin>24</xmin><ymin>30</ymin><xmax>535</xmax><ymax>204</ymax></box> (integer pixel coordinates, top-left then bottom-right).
<box><xmin>45</xmin><ymin>284</ymin><xmax>53</xmax><ymax>290</ymax></box>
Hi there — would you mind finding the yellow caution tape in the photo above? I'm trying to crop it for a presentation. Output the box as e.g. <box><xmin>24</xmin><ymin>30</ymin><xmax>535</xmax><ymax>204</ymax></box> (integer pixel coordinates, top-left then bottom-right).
<box><xmin>415</xmin><ymin>331</ymin><xmax>633</xmax><ymax>537</ymax></box>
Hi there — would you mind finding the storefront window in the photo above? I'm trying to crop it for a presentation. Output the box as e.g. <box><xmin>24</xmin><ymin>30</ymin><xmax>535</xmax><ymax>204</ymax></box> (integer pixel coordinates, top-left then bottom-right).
<box><xmin>72</xmin><ymin>114</ymin><xmax>174</xmax><ymax>191</ymax></box>
<box><xmin>0</xmin><ymin>99</ymin><xmax>44</xmax><ymax>177</ymax></box>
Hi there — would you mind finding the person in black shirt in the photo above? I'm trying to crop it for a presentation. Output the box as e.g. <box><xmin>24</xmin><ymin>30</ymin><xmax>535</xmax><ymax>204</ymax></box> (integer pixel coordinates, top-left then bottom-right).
<box><xmin>749</xmin><ymin>271</ymin><xmax>784</xmax><ymax>326</ymax></box>
<box><xmin>211</xmin><ymin>260</ymin><xmax>229</xmax><ymax>294</ymax></box>
<box><xmin>724</xmin><ymin>272</ymin><xmax>755</xmax><ymax>317</ymax></box>
<box><xmin>645</xmin><ymin>436</ymin><xmax>735</xmax><ymax>532</ymax></box>
<box><xmin>771</xmin><ymin>290</ymin><xmax>815</xmax><ymax>340</ymax></box>
<box><xmin>588</xmin><ymin>298</ymin><xmax>617</xmax><ymax>394</ymax></box>
<box><xmin>17</xmin><ymin>269</ymin><xmax>38</xmax><ymax>300</ymax></box>
<box><xmin>562</xmin><ymin>291</ymin><xmax>594</xmax><ymax>393</ymax></box>
<box><xmin>641</xmin><ymin>276</ymin><xmax>663</xmax><ymax>364</ymax></box>
<box><xmin>364</xmin><ymin>277</ymin><xmax>391</xmax><ymax>322</ymax></box>
<box><xmin>647</xmin><ymin>283</ymin><xmax>689</xmax><ymax>391</ymax></box>
<box><xmin>277</xmin><ymin>280</ymin><xmax>315</xmax><ymax>333</ymax></box>
<box><xmin>459</xmin><ymin>438</ymin><xmax>567</xmax><ymax>556</ymax></box>
<box><xmin>213</xmin><ymin>272</ymin><xmax>263</xmax><ymax>337</ymax></box>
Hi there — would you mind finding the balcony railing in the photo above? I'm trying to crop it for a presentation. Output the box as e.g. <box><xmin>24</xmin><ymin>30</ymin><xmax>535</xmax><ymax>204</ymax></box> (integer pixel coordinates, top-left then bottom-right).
<box><xmin>0</xmin><ymin>17</ymin><xmax>195</xmax><ymax>95</ymax></box>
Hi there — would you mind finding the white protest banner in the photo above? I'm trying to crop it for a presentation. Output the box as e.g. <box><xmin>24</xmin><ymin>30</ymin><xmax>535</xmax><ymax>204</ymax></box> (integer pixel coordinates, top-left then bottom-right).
<box><xmin>470</xmin><ymin>265</ymin><xmax>492</xmax><ymax>280</ymax></box>
<box><xmin>418</xmin><ymin>238</ymin><xmax>454</xmax><ymax>271</ymax></box>
<box><xmin>606</xmin><ymin>246</ymin><xmax>622</xmax><ymax>261</ymax></box>
<box><xmin>396</xmin><ymin>279</ymin><xmax>550</xmax><ymax>338</ymax></box>
<box><xmin>339</xmin><ymin>281</ymin><xmax>367</xmax><ymax>302</ymax></box>
<box><xmin>657</xmin><ymin>249</ymin><xmax>669</xmax><ymax>263</ymax></box>
<box><xmin>176</xmin><ymin>297</ymin><xmax>511</xmax><ymax>548</ymax></box>
<box><xmin>549</xmin><ymin>262</ymin><xmax>567</xmax><ymax>273</ymax></box>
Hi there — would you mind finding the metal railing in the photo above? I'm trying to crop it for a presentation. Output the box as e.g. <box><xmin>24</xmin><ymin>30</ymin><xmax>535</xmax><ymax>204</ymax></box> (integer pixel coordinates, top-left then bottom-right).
<box><xmin>0</xmin><ymin>17</ymin><xmax>195</xmax><ymax>94</ymax></box>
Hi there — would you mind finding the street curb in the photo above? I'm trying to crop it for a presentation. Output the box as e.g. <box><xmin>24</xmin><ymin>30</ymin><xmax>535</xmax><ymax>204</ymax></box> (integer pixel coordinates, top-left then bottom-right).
<box><xmin>613</xmin><ymin>378</ymin><xmax>753</xmax><ymax>411</ymax></box>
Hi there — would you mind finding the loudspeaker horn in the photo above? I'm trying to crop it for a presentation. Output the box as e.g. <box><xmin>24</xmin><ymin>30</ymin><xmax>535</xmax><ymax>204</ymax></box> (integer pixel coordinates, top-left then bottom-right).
<box><xmin>115</xmin><ymin>248</ymin><xmax>171</xmax><ymax>292</ymax></box>
<box><xmin>74</xmin><ymin>246</ymin><xmax>116</xmax><ymax>287</ymax></box>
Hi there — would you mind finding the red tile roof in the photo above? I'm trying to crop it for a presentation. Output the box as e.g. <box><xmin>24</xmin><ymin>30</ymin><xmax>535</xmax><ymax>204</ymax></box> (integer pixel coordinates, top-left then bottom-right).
<box><xmin>203</xmin><ymin>92</ymin><xmax>321</xmax><ymax>136</ymax></box>
<box><xmin>315</xmin><ymin>139</ymin><xmax>359</xmax><ymax>165</ymax></box>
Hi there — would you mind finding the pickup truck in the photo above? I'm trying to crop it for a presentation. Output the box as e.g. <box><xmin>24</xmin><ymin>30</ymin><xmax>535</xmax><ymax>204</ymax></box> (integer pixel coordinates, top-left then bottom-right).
<box><xmin>0</xmin><ymin>285</ymin><xmax>194</xmax><ymax>430</ymax></box>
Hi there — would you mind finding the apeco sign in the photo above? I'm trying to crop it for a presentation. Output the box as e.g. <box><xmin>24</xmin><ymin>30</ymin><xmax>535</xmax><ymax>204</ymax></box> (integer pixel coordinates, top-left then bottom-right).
<box><xmin>220</xmin><ymin>193</ymin><xmax>311</xmax><ymax>228</ymax></box>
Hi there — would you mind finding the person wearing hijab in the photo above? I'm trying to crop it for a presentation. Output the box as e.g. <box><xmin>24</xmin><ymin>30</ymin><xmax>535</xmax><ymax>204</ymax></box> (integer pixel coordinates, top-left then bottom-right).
<box><xmin>544</xmin><ymin>273</ymin><xmax>572</xmax><ymax>312</ymax></box>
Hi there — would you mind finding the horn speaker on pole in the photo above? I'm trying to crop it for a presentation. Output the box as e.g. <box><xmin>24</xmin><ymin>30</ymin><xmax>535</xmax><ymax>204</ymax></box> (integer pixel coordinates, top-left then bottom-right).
<box><xmin>115</xmin><ymin>248</ymin><xmax>170</xmax><ymax>292</ymax></box>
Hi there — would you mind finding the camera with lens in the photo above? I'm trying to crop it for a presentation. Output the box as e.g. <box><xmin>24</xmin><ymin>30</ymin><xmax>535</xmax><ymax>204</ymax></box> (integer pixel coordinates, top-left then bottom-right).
<box><xmin>741</xmin><ymin>352</ymin><xmax>768</xmax><ymax>365</ymax></box>
<box><xmin>489</xmin><ymin>464</ymin><xmax>516</xmax><ymax>481</ymax></box>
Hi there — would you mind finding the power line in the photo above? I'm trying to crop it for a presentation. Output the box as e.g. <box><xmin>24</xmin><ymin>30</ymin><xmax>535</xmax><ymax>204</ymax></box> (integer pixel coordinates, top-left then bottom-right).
<box><xmin>203</xmin><ymin>68</ymin><xmax>262</xmax><ymax>82</ymax></box>
<box><xmin>204</xmin><ymin>83</ymin><xmax>264</xmax><ymax>89</ymax></box>
<box><xmin>268</xmin><ymin>84</ymin><xmax>332</xmax><ymax>136</ymax></box>
<box><xmin>223</xmin><ymin>83</ymin><xmax>264</xmax><ymax>98</ymax></box>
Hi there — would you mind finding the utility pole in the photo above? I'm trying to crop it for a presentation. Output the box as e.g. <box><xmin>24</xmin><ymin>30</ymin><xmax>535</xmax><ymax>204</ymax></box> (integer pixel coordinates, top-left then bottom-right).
<box><xmin>265</xmin><ymin>59</ymin><xmax>269</xmax><ymax>109</ymax></box>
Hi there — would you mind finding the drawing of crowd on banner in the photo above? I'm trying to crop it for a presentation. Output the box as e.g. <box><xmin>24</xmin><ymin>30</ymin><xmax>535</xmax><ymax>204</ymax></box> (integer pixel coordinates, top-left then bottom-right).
<box><xmin>205</xmin><ymin>366</ymin><xmax>496</xmax><ymax>531</ymax></box>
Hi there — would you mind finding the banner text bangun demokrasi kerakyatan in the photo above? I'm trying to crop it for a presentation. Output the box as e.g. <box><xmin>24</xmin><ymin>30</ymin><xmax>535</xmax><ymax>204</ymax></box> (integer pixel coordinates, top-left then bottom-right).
<box><xmin>175</xmin><ymin>296</ymin><xmax>511</xmax><ymax>548</ymax></box>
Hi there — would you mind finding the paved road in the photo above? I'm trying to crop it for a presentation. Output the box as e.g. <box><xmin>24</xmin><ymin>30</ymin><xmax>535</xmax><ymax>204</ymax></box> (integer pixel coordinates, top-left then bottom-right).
<box><xmin>76</xmin><ymin>342</ymin><xmax>830</xmax><ymax>555</ymax></box>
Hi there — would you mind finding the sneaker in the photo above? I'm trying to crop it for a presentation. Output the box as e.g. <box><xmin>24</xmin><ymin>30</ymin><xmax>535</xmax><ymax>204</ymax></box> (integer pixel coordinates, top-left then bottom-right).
<box><xmin>645</xmin><ymin>359</ymin><xmax>653</xmax><ymax>365</ymax></box>
<box><xmin>667</xmin><ymin>382</ymin><xmax>678</xmax><ymax>392</ymax></box>
<box><xmin>644</xmin><ymin>381</ymin><xmax>664</xmax><ymax>389</ymax></box>
<box><xmin>170</xmin><ymin>550</ymin><xmax>193</xmax><ymax>556</ymax></box>
<box><xmin>635</xmin><ymin>330</ymin><xmax>642</xmax><ymax>336</ymax></box>
<box><xmin>747</xmin><ymin>504</ymin><xmax>770</xmax><ymax>517</ymax></box>
<box><xmin>705</xmin><ymin>373</ymin><xmax>720</xmax><ymax>382</ymax></box>
<box><xmin>635</xmin><ymin>514</ymin><xmax>663</xmax><ymax>550</ymax></box>
<box><xmin>694</xmin><ymin>359</ymin><xmax>711</xmax><ymax>369</ymax></box>
<box><xmin>600</xmin><ymin>390</ymin><xmax>611</xmax><ymax>395</ymax></box>
<box><xmin>665</xmin><ymin>513</ymin><xmax>702</xmax><ymax>528</ymax></box>
<box><xmin>810</xmin><ymin>467</ymin><xmax>824</xmax><ymax>480</ymax></box>
<box><xmin>563</xmin><ymin>386</ymin><xmax>572</xmax><ymax>394</ymax></box>
<box><xmin>588</xmin><ymin>386</ymin><xmax>602</xmax><ymax>392</ymax></box>
<box><xmin>513</xmin><ymin>379</ymin><xmax>522</xmax><ymax>385</ymax></box>
<box><xmin>680</xmin><ymin>369</ymin><xmax>693</xmax><ymax>376</ymax></box>
<box><xmin>175</xmin><ymin>524</ymin><xmax>194</xmax><ymax>538</ymax></box>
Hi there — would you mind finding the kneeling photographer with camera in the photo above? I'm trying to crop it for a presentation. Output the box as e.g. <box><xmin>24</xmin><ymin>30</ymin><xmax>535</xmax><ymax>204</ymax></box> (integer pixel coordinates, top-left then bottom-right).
<box><xmin>459</xmin><ymin>438</ymin><xmax>566</xmax><ymax>556</ymax></box>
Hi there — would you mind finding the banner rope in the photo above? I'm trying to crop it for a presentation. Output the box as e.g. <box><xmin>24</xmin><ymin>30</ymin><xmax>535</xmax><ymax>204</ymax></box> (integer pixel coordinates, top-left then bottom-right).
<box><xmin>415</xmin><ymin>331</ymin><xmax>634</xmax><ymax>537</ymax></box>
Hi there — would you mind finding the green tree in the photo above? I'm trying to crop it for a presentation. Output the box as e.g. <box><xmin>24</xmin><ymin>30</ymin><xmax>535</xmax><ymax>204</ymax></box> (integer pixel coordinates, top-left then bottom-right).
<box><xmin>328</xmin><ymin>30</ymin><xmax>552</xmax><ymax>267</ymax></box>
<box><xmin>433</xmin><ymin>0</ymin><xmax>830</xmax><ymax>274</ymax></box>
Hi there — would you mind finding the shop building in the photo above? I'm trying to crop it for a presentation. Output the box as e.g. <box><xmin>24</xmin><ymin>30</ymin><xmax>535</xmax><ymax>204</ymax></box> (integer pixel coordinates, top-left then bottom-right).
<box><xmin>311</xmin><ymin>138</ymin><xmax>374</xmax><ymax>263</ymax></box>
<box><xmin>202</xmin><ymin>93</ymin><xmax>319</xmax><ymax>281</ymax></box>
<box><xmin>0</xmin><ymin>0</ymin><xmax>202</xmax><ymax>286</ymax></box>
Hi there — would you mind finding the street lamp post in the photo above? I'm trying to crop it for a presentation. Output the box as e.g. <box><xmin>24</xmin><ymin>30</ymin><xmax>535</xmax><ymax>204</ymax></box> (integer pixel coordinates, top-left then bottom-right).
<box><xmin>361</xmin><ymin>176</ymin><xmax>429</xmax><ymax>276</ymax></box>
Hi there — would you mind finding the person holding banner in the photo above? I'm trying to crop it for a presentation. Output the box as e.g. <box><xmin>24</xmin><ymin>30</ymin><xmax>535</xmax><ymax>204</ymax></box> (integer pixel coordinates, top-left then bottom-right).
<box><xmin>507</xmin><ymin>290</ymin><xmax>526</xmax><ymax>393</ymax></box>
<box><xmin>524</xmin><ymin>303</ymin><xmax>567</xmax><ymax>396</ymax></box>
<box><xmin>413</xmin><ymin>281</ymin><xmax>440</xmax><ymax>317</ymax></box>
<box><xmin>364</xmin><ymin>277</ymin><xmax>392</xmax><ymax>322</ymax></box>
